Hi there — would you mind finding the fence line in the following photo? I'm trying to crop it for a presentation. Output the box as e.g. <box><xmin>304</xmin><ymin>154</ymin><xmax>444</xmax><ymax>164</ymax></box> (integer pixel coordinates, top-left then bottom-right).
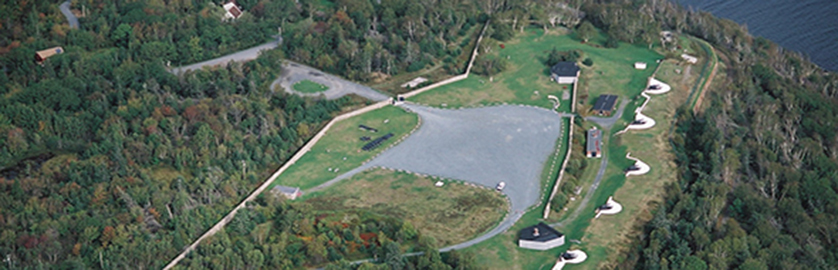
<box><xmin>543</xmin><ymin>115</ymin><xmax>575</xmax><ymax>219</ymax></box>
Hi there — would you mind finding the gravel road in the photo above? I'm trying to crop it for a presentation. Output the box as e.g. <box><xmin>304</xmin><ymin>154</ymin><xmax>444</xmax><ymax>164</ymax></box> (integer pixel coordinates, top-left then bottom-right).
<box><xmin>59</xmin><ymin>1</ymin><xmax>78</xmax><ymax>29</ymax></box>
<box><xmin>169</xmin><ymin>41</ymin><xmax>280</xmax><ymax>74</ymax></box>
<box><xmin>272</xmin><ymin>61</ymin><xmax>390</xmax><ymax>102</ymax></box>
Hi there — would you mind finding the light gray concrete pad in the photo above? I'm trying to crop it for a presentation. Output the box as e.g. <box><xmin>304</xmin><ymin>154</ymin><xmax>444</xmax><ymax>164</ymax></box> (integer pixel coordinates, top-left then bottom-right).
<box><xmin>272</xmin><ymin>61</ymin><xmax>390</xmax><ymax>102</ymax></box>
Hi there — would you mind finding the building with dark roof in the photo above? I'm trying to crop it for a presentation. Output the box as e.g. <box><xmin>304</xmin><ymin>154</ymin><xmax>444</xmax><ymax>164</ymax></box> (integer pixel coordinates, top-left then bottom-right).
<box><xmin>550</xmin><ymin>62</ymin><xmax>580</xmax><ymax>84</ymax></box>
<box><xmin>592</xmin><ymin>94</ymin><xmax>618</xmax><ymax>116</ymax></box>
<box><xmin>518</xmin><ymin>222</ymin><xmax>565</xmax><ymax>250</ymax></box>
<box><xmin>586</xmin><ymin>127</ymin><xmax>602</xmax><ymax>158</ymax></box>
<box><xmin>272</xmin><ymin>185</ymin><xmax>302</xmax><ymax>200</ymax></box>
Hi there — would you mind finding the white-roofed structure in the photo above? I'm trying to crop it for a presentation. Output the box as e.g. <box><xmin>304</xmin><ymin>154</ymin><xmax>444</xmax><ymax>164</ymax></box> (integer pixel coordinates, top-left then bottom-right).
<box><xmin>552</xmin><ymin>249</ymin><xmax>588</xmax><ymax>270</ymax></box>
<box><xmin>595</xmin><ymin>196</ymin><xmax>622</xmax><ymax>218</ymax></box>
<box><xmin>625</xmin><ymin>153</ymin><xmax>650</xmax><ymax>176</ymax></box>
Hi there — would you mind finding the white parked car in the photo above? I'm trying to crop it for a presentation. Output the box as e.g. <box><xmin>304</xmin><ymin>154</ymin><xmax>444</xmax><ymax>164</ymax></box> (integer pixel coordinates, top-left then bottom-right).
<box><xmin>496</xmin><ymin>181</ymin><xmax>506</xmax><ymax>191</ymax></box>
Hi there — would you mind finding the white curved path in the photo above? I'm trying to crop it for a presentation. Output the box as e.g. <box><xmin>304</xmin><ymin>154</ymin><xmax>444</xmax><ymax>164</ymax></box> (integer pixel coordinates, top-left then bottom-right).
<box><xmin>552</xmin><ymin>250</ymin><xmax>588</xmax><ymax>270</ymax></box>
<box><xmin>595</xmin><ymin>196</ymin><xmax>622</xmax><ymax>218</ymax></box>
<box><xmin>625</xmin><ymin>153</ymin><xmax>650</xmax><ymax>176</ymax></box>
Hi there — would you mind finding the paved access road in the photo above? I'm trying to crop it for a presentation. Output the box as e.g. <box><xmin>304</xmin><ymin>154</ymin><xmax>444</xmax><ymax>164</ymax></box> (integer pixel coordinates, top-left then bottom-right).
<box><xmin>271</xmin><ymin>61</ymin><xmax>390</xmax><ymax>102</ymax></box>
<box><xmin>585</xmin><ymin>100</ymin><xmax>629</xmax><ymax>128</ymax></box>
<box><xmin>309</xmin><ymin>103</ymin><xmax>565</xmax><ymax>250</ymax></box>
<box><xmin>169</xmin><ymin>41</ymin><xmax>280</xmax><ymax>74</ymax></box>
<box><xmin>59</xmin><ymin>1</ymin><xmax>78</xmax><ymax>29</ymax></box>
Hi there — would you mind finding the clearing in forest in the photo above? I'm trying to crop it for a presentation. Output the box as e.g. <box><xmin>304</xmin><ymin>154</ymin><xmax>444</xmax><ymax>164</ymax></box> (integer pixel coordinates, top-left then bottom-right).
<box><xmin>305</xmin><ymin>168</ymin><xmax>508</xmax><ymax>247</ymax></box>
<box><xmin>411</xmin><ymin>27</ymin><xmax>660</xmax><ymax>113</ymax></box>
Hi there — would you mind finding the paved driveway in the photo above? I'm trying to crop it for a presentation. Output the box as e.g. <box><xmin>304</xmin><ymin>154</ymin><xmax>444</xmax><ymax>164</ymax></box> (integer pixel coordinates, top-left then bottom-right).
<box><xmin>271</xmin><ymin>61</ymin><xmax>390</xmax><ymax>102</ymax></box>
<box><xmin>169</xmin><ymin>41</ymin><xmax>280</xmax><ymax>74</ymax></box>
<box><xmin>59</xmin><ymin>1</ymin><xmax>78</xmax><ymax>29</ymax></box>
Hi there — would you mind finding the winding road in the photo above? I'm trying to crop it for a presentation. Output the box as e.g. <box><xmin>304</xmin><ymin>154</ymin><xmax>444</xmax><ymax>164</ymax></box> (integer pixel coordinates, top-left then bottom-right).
<box><xmin>59</xmin><ymin>1</ymin><xmax>78</xmax><ymax>29</ymax></box>
<box><xmin>169</xmin><ymin>41</ymin><xmax>280</xmax><ymax>74</ymax></box>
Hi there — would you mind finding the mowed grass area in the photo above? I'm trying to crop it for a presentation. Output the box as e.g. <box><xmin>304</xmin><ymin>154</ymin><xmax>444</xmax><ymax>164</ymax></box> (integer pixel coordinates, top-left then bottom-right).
<box><xmin>305</xmin><ymin>169</ymin><xmax>507</xmax><ymax>247</ymax></box>
<box><xmin>411</xmin><ymin>27</ymin><xmax>661</xmax><ymax>112</ymax></box>
<box><xmin>292</xmin><ymin>79</ymin><xmax>329</xmax><ymax>93</ymax></box>
<box><xmin>270</xmin><ymin>106</ymin><xmax>418</xmax><ymax>190</ymax></box>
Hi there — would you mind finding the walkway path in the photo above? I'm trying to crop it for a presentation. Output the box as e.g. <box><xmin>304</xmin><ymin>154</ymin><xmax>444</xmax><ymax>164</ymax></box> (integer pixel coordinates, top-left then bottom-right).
<box><xmin>169</xmin><ymin>41</ymin><xmax>280</xmax><ymax>74</ymax></box>
<box><xmin>551</xmin><ymin>101</ymin><xmax>627</xmax><ymax>227</ymax></box>
<box><xmin>584</xmin><ymin>100</ymin><xmax>629</xmax><ymax>128</ymax></box>
<box><xmin>59</xmin><ymin>1</ymin><xmax>78</xmax><ymax>29</ymax></box>
<box><xmin>272</xmin><ymin>61</ymin><xmax>390</xmax><ymax>102</ymax></box>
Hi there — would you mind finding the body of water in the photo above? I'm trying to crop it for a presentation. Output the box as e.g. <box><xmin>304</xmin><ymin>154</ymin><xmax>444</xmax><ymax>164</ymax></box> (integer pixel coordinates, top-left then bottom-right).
<box><xmin>676</xmin><ymin>0</ymin><xmax>838</xmax><ymax>71</ymax></box>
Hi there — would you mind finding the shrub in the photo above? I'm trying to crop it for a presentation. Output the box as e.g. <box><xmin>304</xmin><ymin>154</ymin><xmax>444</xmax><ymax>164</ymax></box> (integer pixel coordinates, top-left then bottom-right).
<box><xmin>583</xmin><ymin>58</ymin><xmax>594</xmax><ymax>66</ymax></box>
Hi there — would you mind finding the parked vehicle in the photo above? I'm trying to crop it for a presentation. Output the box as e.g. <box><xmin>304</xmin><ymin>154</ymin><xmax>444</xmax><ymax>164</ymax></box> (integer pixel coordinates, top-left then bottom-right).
<box><xmin>496</xmin><ymin>181</ymin><xmax>506</xmax><ymax>191</ymax></box>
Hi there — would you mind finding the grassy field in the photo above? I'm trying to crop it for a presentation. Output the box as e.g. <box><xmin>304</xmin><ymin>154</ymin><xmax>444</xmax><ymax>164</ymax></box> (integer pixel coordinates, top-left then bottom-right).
<box><xmin>411</xmin><ymin>27</ymin><xmax>661</xmax><ymax>112</ymax></box>
<box><xmin>292</xmin><ymin>79</ymin><xmax>329</xmax><ymax>93</ymax></box>
<box><xmin>270</xmin><ymin>106</ymin><xmax>419</xmax><ymax>190</ymax></box>
<box><xmin>305</xmin><ymin>168</ymin><xmax>507</xmax><ymax>247</ymax></box>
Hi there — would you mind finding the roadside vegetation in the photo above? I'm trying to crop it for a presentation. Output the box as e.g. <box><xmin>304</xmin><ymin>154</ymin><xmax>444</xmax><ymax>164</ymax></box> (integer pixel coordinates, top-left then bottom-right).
<box><xmin>292</xmin><ymin>79</ymin><xmax>330</xmax><ymax>93</ymax></box>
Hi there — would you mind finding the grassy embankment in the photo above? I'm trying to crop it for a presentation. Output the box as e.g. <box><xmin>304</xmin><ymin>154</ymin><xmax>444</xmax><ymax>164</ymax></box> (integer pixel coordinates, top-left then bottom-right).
<box><xmin>269</xmin><ymin>105</ymin><xmax>418</xmax><ymax>190</ymax></box>
<box><xmin>291</xmin><ymin>79</ymin><xmax>329</xmax><ymax>93</ymax></box>
<box><xmin>305</xmin><ymin>168</ymin><xmax>508</xmax><ymax>247</ymax></box>
<box><xmin>411</xmin><ymin>28</ymin><xmax>660</xmax><ymax>112</ymax></box>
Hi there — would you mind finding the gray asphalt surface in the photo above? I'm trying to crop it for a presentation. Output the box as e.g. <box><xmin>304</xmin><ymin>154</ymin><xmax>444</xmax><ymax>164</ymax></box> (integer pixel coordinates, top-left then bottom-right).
<box><xmin>169</xmin><ymin>41</ymin><xmax>279</xmax><ymax>74</ymax></box>
<box><xmin>308</xmin><ymin>103</ymin><xmax>564</xmax><ymax>252</ymax></box>
<box><xmin>585</xmin><ymin>100</ymin><xmax>630</xmax><ymax>128</ymax></box>
<box><xmin>59</xmin><ymin>1</ymin><xmax>78</xmax><ymax>29</ymax></box>
<box><xmin>272</xmin><ymin>61</ymin><xmax>389</xmax><ymax>102</ymax></box>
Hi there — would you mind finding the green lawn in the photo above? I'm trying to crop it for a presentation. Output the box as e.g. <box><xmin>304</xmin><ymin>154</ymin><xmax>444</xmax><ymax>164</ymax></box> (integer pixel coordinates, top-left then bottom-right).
<box><xmin>411</xmin><ymin>27</ymin><xmax>662</xmax><ymax>113</ymax></box>
<box><xmin>270</xmin><ymin>105</ymin><xmax>419</xmax><ymax>190</ymax></box>
<box><xmin>292</xmin><ymin>79</ymin><xmax>329</xmax><ymax>93</ymax></box>
<box><xmin>305</xmin><ymin>168</ymin><xmax>508</xmax><ymax>247</ymax></box>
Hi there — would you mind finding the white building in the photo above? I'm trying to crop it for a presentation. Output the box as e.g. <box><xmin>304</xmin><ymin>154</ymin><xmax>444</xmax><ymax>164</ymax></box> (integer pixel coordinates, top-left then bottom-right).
<box><xmin>681</xmin><ymin>54</ymin><xmax>698</xmax><ymax>64</ymax></box>
<box><xmin>634</xmin><ymin>62</ymin><xmax>647</xmax><ymax>70</ymax></box>
<box><xmin>223</xmin><ymin>1</ymin><xmax>243</xmax><ymax>21</ymax></box>
<box><xmin>519</xmin><ymin>222</ymin><xmax>565</xmax><ymax>250</ymax></box>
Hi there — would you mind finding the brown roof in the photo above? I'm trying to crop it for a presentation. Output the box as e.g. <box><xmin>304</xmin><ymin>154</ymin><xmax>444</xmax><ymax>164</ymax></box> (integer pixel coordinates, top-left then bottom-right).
<box><xmin>225</xmin><ymin>3</ymin><xmax>242</xmax><ymax>18</ymax></box>
<box><xmin>36</xmin><ymin>46</ymin><xmax>64</xmax><ymax>61</ymax></box>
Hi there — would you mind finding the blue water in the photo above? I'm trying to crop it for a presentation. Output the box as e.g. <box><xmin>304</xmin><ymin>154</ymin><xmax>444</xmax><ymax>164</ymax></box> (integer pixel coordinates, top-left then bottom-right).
<box><xmin>676</xmin><ymin>0</ymin><xmax>838</xmax><ymax>71</ymax></box>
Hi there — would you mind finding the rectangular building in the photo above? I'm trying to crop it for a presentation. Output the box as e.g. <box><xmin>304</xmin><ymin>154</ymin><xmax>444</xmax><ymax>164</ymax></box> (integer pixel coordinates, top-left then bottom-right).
<box><xmin>592</xmin><ymin>94</ymin><xmax>618</xmax><ymax>116</ymax></box>
<box><xmin>586</xmin><ymin>128</ymin><xmax>602</xmax><ymax>158</ymax></box>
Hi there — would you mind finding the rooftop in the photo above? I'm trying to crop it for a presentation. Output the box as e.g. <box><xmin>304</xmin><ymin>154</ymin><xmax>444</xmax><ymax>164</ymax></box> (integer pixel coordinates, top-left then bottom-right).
<box><xmin>519</xmin><ymin>222</ymin><xmax>563</xmax><ymax>242</ymax></box>
<box><xmin>586</xmin><ymin>128</ymin><xmax>602</xmax><ymax>154</ymax></box>
<box><xmin>550</xmin><ymin>62</ymin><xmax>580</xmax><ymax>77</ymax></box>
<box><xmin>272</xmin><ymin>185</ymin><xmax>300</xmax><ymax>194</ymax></box>
<box><xmin>592</xmin><ymin>94</ymin><xmax>618</xmax><ymax>112</ymax></box>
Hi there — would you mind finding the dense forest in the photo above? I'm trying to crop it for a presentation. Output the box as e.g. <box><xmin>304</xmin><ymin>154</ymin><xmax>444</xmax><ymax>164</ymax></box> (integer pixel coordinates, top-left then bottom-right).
<box><xmin>3</xmin><ymin>0</ymin><xmax>838</xmax><ymax>268</ymax></box>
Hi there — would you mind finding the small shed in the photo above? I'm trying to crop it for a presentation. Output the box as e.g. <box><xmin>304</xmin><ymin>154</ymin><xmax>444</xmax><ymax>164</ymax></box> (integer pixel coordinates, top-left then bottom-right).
<box><xmin>550</xmin><ymin>62</ymin><xmax>580</xmax><ymax>84</ymax></box>
<box><xmin>681</xmin><ymin>54</ymin><xmax>698</xmax><ymax>64</ymax></box>
<box><xmin>35</xmin><ymin>47</ymin><xmax>64</xmax><ymax>63</ymax></box>
<box><xmin>586</xmin><ymin>127</ymin><xmax>602</xmax><ymax>158</ymax></box>
<box><xmin>400</xmin><ymin>77</ymin><xmax>428</xmax><ymax>88</ymax></box>
<box><xmin>518</xmin><ymin>222</ymin><xmax>565</xmax><ymax>250</ymax></box>
<box><xmin>592</xmin><ymin>94</ymin><xmax>618</xmax><ymax>116</ymax></box>
<box><xmin>634</xmin><ymin>62</ymin><xmax>647</xmax><ymax>70</ymax></box>
<box><xmin>272</xmin><ymin>185</ymin><xmax>302</xmax><ymax>200</ymax></box>
<box><xmin>223</xmin><ymin>1</ymin><xmax>243</xmax><ymax>20</ymax></box>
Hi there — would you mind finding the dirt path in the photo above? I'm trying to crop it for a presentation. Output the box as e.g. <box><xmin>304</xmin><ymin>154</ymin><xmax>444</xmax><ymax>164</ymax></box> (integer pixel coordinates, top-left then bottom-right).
<box><xmin>693</xmin><ymin>51</ymin><xmax>718</xmax><ymax>112</ymax></box>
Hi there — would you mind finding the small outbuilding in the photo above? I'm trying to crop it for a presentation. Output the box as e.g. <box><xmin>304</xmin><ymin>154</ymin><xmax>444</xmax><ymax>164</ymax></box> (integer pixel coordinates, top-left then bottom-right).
<box><xmin>35</xmin><ymin>46</ymin><xmax>64</xmax><ymax>64</ymax></box>
<box><xmin>550</xmin><ymin>62</ymin><xmax>580</xmax><ymax>84</ymax></box>
<box><xmin>681</xmin><ymin>54</ymin><xmax>698</xmax><ymax>64</ymax></box>
<box><xmin>634</xmin><ymin>62</ymin><xmax>647</xmax><ymax>70</ymax></box>
<box><xmin>586</xmin><ymin>127</ymin><xmax>602</xmax><ymax>158</ymax></box>
<box><xmin>272</xmin><ymin>185</ymin><xmax>302</xmax><ymax>200</ymax></box>
<box><xmin>518</xmin><ymin>222</ymin><xmax>565</xmax><ymax>250</ymax></box>
<box><xmin>222</xmin><ymin>1</ymin><xmax>243</xmax><ymax>20</ymax></box>
<box><xmin>592</xmin><ymin>94</ymin><xmax>618</xmax><ymax>116</ymax></box>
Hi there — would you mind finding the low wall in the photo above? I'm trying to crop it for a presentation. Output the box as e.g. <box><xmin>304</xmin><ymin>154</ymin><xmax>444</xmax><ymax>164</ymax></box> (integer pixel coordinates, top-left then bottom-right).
<box><xmin>543</xmin><ymin>116</ymin><xmax>575</xmax><ymax>219</ymax></box>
